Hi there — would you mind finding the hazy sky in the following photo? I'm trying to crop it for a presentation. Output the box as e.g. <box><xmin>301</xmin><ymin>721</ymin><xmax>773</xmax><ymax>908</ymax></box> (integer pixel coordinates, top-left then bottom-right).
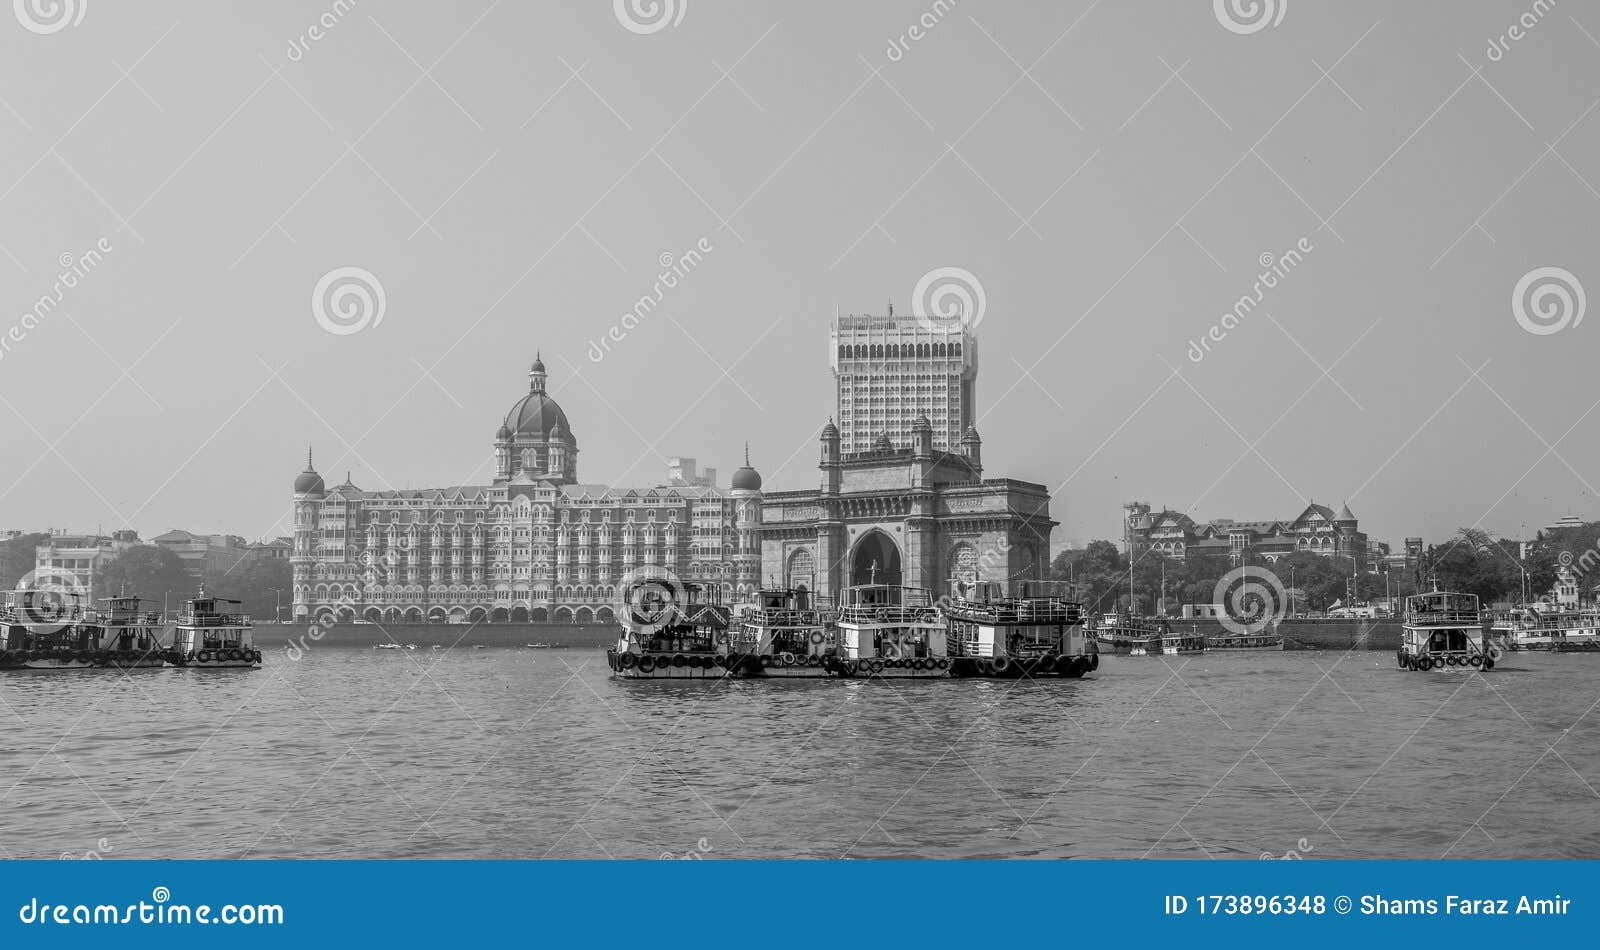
<box><xmin>2</xmin><ymin>0</ymin><xmax>1597</xmax><ymax>551</ymax></box>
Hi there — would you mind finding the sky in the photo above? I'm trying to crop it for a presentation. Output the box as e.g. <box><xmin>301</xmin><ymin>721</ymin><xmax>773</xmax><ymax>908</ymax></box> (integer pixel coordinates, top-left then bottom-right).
<box><xmin>1</xmin><ymin>0</ymin><xmax>1598</xmax><ymax>551</ymax></box>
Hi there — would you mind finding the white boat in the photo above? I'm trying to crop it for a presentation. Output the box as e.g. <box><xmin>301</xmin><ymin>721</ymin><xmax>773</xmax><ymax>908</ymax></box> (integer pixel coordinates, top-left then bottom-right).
<box><xmin>942</xmin><ymin>581</ymin><xmax>1096</xmax><ymax>678</ymax></box>
<box><xmin>1398</xmin><ymin>589</ymin><xmax>1494</xmax><ymax>672</ymax></box>
<box><xmin>733</xmin><ymin>588</ymin><xmax>838</xmax><ymax>678</ymax></box>
<box><xmin>166</xmin><ymin>589</ymin><xmax>261</xmax><ymax>670</ymax></box>
<box><xmin>829</xmin><ymin>584</ymin><xmax>951</xmax><ymax>679</ymax></box>
<box><xmin>1490</xmin><ymin>609</ymin><xmax>1600</xmax><ymax>652</ymax></box>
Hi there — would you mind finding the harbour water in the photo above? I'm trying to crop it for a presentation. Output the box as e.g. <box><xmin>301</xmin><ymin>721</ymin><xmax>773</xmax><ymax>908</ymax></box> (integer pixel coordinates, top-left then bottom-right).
<box><xmin>2</xmin><ymin>649</ymin><xmax>1596</xmax><ymax>860</ymax></box>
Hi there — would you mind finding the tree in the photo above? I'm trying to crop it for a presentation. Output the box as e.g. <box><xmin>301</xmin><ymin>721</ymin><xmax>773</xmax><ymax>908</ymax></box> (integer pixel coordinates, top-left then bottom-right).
<box><xmin>0</xmin><ymin>532</ymin><xmax>48</xmax><ymax>590</ymax></box>
<box><xmin>207</xmin><ymin>557</ymin><xmax>292</xmax><ymax>622</ymax></box>
<box><xmin>96</xmin><ymin>545</ymin><xmax>193</xmax><ymax>614</ymax></box>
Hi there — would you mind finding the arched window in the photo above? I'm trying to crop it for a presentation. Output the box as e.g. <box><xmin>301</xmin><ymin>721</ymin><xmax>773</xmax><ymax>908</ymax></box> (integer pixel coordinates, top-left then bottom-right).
<box><xmin>786</xmin><ymin>548</ymin><xmax>815</xmax><ymax>589</ymax></box>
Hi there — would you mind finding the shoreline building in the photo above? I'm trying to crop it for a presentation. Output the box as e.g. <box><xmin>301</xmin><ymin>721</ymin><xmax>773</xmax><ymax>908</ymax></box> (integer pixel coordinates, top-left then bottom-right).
<box><xmin>1124</xmin><ymin>501</ymin><xmax>1369</xmax><ymax>570</ymax></box>
<box><xmin>291</xmin><ymin>355</ymin><xmax>762</xmax><ymax>623</ymax></box>
<box><xmin>831</xmin><ymin>310</ymin><xmax>977</xmax><ymax>454</ymax></box>
<box><xmin>31</xmin><ymin>530</ymin><xmax>142</xmax><ymax>602</ymax></box>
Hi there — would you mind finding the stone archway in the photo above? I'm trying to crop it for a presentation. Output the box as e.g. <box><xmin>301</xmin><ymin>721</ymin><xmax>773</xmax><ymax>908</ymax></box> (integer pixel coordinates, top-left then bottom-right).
<box><xmin>850</xmin><ymin>530</ymin><xmax>902</xmax><ymax>587</ymax></box>
<box><xmin>491</xmin><ymin>607</ymin><xmax>509</xmax><ymax>622</ymax></box>
<box><xmin>510</xmin><ymin>606</ymin><xmax>529</xmax><ymax>622</ymax></box>
<box><xmin>468</xmin><ymin>607</ymin><xmax>488</xmax><ymax>624</ymax></box>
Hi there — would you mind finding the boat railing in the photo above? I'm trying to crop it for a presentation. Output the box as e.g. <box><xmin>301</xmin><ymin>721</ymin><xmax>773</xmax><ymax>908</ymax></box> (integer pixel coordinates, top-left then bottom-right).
<box><xmin>838</xmin><ymin>605</ymin><xmax>941</xmax><ymax>625</ymax></box>
<box><xmin>177</xmin><ymin>611</ymin><xmax>252</xmax><ymax>626</ymax></box>
<box><xmin>945</xmin><ymin>598</ymin><xmax>1083</xmax><ymax>624</ymax></box>
<box><xmin>1404</xmin><ymin>609</ymin><xmax>1481</xmax><ymax>627</ymax></box>
<box><xmin>741</xmin><ymin>607</ymin><xmax>838</xmax><ymax>627</ymax></box>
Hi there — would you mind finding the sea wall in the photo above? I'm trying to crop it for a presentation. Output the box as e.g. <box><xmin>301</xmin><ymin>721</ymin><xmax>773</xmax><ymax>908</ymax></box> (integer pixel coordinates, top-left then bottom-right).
<box><xmin>253</xmin><ymin>622</ymin><xmax>619</xmax><ymax>650</ymax></box>
<box><xmin>1159</xmin><ymin>617</ymin><xmax>1402</xmax><ymax>651</ymax></box>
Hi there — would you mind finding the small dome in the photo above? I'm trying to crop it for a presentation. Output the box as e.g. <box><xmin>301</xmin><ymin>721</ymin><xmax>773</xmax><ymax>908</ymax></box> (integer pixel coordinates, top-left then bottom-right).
<box><xmin>913</xmin><ymin>412</ymin><xmax>932</xmax><ymax>431</ymax></box>
<box><xmin>531</xmin><ymin>353</ymin><xmax>546</xmax><ymax>374</ymax></box>
<box><xmin>293</xmin><ymin>449</ymin><xmax>324</xmax><ymax>494</ymax></box>
<box><xmin>731</xmin><ymin>444</ymin><xmax>762</xmax><ymax>491</ymax></box>
<box><xmin>496</xmin><ymin>423</ymin><xmax>512</xmax><ymax>440</ymax></box>
<box><xmin>821</xmin><ymin>419</ymin><xmax>839</xmax><ymax>440</ymax></box>
<box><xmin>960</xmin><ymin>425</ymin><xmax>982</xmax><ymax>444</ymax></box>
<box><xmin>872</xmin><ymin>434</ymin><xmax>894</xmax><ymax>452</ymax></box>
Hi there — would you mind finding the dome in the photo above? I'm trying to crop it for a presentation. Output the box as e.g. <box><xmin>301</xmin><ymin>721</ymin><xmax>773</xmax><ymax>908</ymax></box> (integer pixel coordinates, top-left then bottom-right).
<box><xmin>504</xmin><ymin>391</ymin><xmax>572</xmax><ymax>443</ymax></box>
<box><xmin>496</xmin><ymin>423</ymin><xmax>512</xmax><ymax>440</ymax></box>
<box><xmin>821</xmin><ymin>419</ymin><xmax>839</xmax><ymax>440</ymax></box>
<box><xmin>960</xmin><ymin>425</ymin><xmax>982</xmax><ymax>444</ymax></box>
<box><xmin>913</xmin><ymin>412</ymin><xmax>932</xmax><ymax>431</ymax></box>
<box><xmin>504</xmin><ymin>350</ymin><xmax>575</xmax><ymax>446</ymax></box>
<box><xmin>872</xmin><ymin>434</ymin><xmax>894</xmax><ymax>452</ymax></box>
<box><xmin>293</xmin><ymin>448</ymin><xmax>324</xmax><ymax>494</ymax></box>
<box><xmin>730</xmin><ymin>444</ymin><xmax>762</xmax><ymax>492</ymax></box>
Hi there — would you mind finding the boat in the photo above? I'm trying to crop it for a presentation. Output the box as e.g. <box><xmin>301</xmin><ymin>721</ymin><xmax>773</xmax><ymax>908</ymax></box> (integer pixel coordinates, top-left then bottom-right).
<box><xmin>606</xmin><ymin>575</ymin><xmax>732</xmax><ymax>679</ymax></box>
<box><xmin>942</xmin><ymin>581</ymin><xmax>1096</xmax><ymax>678</ymax></box>
<box><xmin>1489</xmin><ymin>608</ymin><xmax>1600</xmax><ymax>652</ymax></box>
<box><xmin>732</xmin><ymin>588</ymin><xmax>839</xmax><ymax>678</ymax></box>
<box><xmin>374</xmin><ymin>642</ymin><xmax>406</xmax><ymax>650</ymax></box>
<box><xmin>0</xmin><ymin>589</ymin><xmax>102</xmax><ymax>670</ymax></box>
<box><xmin>829</xmin><ymin>584</ymin><xmax>951</xmax><ymax>678</ymax></box>
<box><xmin>1204</xmin><ymin>627</ymin><xmax>1284</xmax><ymax>651</ymax></box>
<box><xmin>1092</xmin><ymin>613</ymin><xmax>1204</xmax><ymax>656</ymax></box>
<box><xmin>83</xmin><ymin>594</ymin><xmax>170</xmax><ymax>668</ymax></box>
<box><xmin>165</xmin><ymin>589</ymin><xmax>262</xmax><ymax>669</ymax></box>
<box><xmin>1398</xmin><ymin>589</ymin><xmax>1494</xmax><ymax>672</ymax></box>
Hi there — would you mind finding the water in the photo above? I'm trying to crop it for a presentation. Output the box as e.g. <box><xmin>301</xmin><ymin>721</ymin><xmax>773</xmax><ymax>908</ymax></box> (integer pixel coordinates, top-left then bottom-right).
<box><xmin>2</xmin><ymin>649</ymin><xmax>1597</xmax><ymax>860</ymax></box>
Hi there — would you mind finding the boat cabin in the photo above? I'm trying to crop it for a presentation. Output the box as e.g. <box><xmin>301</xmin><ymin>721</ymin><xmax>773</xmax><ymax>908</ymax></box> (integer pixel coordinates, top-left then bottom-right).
<box><xmin>836</xmin><ymin>585</ymin><xmax>945</xmax><ymax>661</ymax></box>
<box><xmin>734</xmin><ymin>588</ymin><xmax>837</xmax><ymax>657</ymax></box>
<box><xmin>172</xmin><ymin>593</ymin><xmax>253</xmax><ymax>654</ymax></box>
<box><xmin>945</xmin><ymin>580</ymin><xmax>1085</xmax><ymax>659</ymax></box>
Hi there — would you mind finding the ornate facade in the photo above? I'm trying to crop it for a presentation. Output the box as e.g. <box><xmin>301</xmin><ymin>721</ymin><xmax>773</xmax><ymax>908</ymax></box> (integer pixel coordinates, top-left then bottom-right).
<box><xmin>1125</xmin><ymin>501</ymin><xmax>1368</xmax><ymax>568</ymax></box>
<box><xmin>291</xmin><ymin>356</ymin><xmax>762</xmax><ymax>623</ymax></box>
<box><xmin>760</xmin><ymin>414</ymin><xmax>1055</xmax><ymax>600</ymax></box>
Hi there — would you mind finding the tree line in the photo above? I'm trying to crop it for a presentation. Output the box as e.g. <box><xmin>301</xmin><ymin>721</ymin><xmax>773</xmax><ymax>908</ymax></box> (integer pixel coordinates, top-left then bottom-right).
<box><xmin>1050</xmin><ymin>523</ymin><xmax>1584</xmax><ymax>616</ymax></box>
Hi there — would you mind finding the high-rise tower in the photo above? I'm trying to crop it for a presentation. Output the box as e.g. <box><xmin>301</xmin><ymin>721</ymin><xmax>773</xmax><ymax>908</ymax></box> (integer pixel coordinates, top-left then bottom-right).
<box><xmin>830</xmin><ymin>311</ymin><xmax>977</xmax><ymax>453</ymax></box>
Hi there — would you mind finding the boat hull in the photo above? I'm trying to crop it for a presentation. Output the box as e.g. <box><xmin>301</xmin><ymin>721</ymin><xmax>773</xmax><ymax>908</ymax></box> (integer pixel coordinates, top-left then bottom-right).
<box><xmin>167</xmin><ymin>648</ymin><xmax>263</xmax><ymax>670</ymax></box>
<box><xmin>607</xmin><ymin>649</ymin><xmax>736</xmax><ymax>679</ymax></box>
<box><xmin>0</xmin><ymin>649</ymin><xmax>168</xmax><ymax>670</ymax></box>
<box><xmin>828</xmin><ymin>656</ymin><xmax>950</xmax><ymax>678</ymax></box>
<box><xmin>1395</xmin><ymin>649</ymin><xmax>1495</xmax><ymax>672</ymax></box>
<box><xmin>1205</xmin><ymin>635</ymin><xmax>1284</xmax><ymax>651</ymax></box>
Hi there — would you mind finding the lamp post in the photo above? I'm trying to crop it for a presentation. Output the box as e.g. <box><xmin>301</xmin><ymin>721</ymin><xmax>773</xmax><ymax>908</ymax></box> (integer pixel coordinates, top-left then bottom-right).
<box><xmin>267</xmin><ymin>587</ymin><xmax>283</xmax><ymax>623</ymax></box>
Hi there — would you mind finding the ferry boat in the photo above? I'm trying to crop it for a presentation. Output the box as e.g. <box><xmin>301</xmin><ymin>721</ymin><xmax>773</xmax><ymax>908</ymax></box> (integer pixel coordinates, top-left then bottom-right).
<box><xmin>165</xmin><ymin>590</ymin><xmax>262</xmax><ymax>669</ymax></box>
<box><xmin>0</xmin><ymin>589</ymin><xmax>102</xmax><ymax>670</ymax></box>
<box><xmin>1489</xmin><ymin>609</ymin><xmax>1600</xmax><ymax>652</ymax></box>
<box><xmin>606</xmin><ymin>577</ymin><xmax>732</xmax><ymax>679</ymax></box>
<box><xmin>733</xmin><ymin>588</ymin><xmax>839</xmax><ymax>678</ymax></box>
<box><xmin>829</xmin><ymin>584</ymin><xmax>951</xmax><ymax>679</ymax></box>
<box><xmin>943</xmin><ymin>582</ymin><xmax>1095</xmax><ymax>678</ymax></box>
<box><xmin>1204</xmin><ymin>627</ymin><xmax>1284</xmax><ymax>651</ymax></box>
<box><xmin>86</xmin><ymin>594</ymin><xmax>170</xmax><ymax>669</ymax></box>
<box><xmin>1398</xmin><ymin>589</ymin><xmax>1494</xmax><ymax>672</ymax></box>
<box><xmin>1092</xmin><ymin>614</ymin><xmax>1205</xmax><ymax>656</ymax></box>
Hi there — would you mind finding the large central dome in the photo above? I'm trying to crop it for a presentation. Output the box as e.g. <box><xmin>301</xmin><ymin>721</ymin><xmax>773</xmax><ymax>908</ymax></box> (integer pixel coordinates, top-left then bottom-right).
<box><xmin>503</xmin><ymin>353</ymin><xmax>576</xmax><ymax>445</ymax></box>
